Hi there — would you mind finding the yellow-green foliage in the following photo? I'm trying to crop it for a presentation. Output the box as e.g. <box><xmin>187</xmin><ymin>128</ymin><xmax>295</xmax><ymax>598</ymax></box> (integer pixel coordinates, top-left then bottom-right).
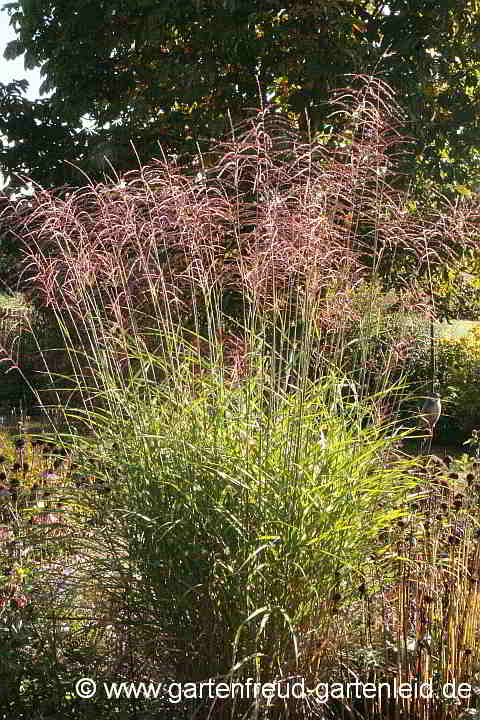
<box><xmin>436</xmin><ymin>326</ymin><xmax>480</xmax><ymax>436</ymax></box>
<box><xmin>431</xmin><ymin>252</ymin><xmax>480</xmax><ymax>320</ymax></box>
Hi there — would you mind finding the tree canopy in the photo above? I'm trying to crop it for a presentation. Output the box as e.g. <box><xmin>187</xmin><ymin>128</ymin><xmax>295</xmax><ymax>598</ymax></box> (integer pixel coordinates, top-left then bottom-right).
<box><xmin>2</xmin><ymin>0</ymin><xmax>480</xmax><ymax>191</ymax></box>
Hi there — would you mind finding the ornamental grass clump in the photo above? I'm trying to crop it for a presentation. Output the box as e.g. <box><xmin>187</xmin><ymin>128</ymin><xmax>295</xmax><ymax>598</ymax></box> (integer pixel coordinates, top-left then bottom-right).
<box><xmin>3</xmin><ymin>76</ymin><xmax>480</xmax><ymax>718</ymax></box>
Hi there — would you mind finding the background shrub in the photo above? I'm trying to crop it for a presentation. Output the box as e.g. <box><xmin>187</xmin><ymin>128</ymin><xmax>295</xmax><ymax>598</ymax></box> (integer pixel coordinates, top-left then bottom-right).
<box><xmin>399</xmin><ymin>322</ymin><xmax>480</xmax><ymax>442</ymax></box>
<box><xmin>430</xmin><ymin>251</ymin><xmax>480</xmax><ymax>321</ymax></box>
<box><xmin>435</xmin><ymin>327</ymin><xmax>480</xmax><ymax>440</ymax></box>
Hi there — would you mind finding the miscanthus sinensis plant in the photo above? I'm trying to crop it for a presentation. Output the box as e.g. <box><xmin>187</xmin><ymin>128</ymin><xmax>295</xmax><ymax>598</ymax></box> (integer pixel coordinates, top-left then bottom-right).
<box><xmin>6</xmin><ymin>76</ymin><xmax>480</xmax><ymax>719</ymax></box>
